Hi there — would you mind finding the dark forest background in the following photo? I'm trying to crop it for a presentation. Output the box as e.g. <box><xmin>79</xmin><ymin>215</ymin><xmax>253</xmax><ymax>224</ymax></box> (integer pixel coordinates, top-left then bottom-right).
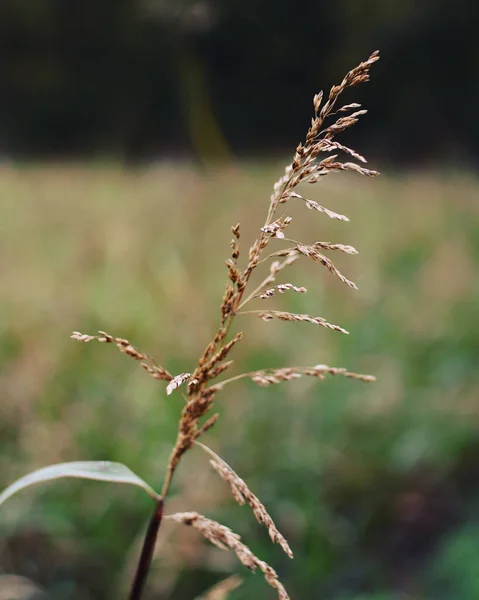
<box><xmin>1</xmin><ymin>0</ymin><xmax>478</xmax><ymax>164</ymax></box>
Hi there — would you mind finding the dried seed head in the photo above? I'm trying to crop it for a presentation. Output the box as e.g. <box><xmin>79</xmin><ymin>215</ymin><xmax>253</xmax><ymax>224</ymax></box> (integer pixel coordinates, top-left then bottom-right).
<box><xmin>314</xmin><ymin>241</ymin><xmax>358</xmax><ymax>255</ymax></box>
<box><xmin>197</xmin><ymin>413</ymin><xmax>220</xmax><ymax>437</ymax></box>
<box><xmin>295</xmin><ymin>244</ymin><xmax>358</xmax><ymax>289</ymax></box>
<box><xmin>163</xmin><ymin>385</ymin><xmax>219</xmax><ymax>490</ymax></box>
<box><xmin>267</xmin><ymin>52</ymin><xmax>379</xmax><ymax>220</ymax></box>
<box><xmin>249</xmin><ymin>364</ymin><xmax>376</xmax><ymax>387</ymax></box>
<box><xmin>168</xmin><ymin>512</ymin><xmax>290</xmax><ymax>599</ymax></box>
<box><xmin>220</xmin><ymin>284</ymin><xmax>236</xmax><ymax>323</ymax></box>
<box><xmin>320</xmin><ymin>139</ymin><xmax>367</xmax><ymax>163</ymax></box>
<box><xmin>257</xmin><ymin>311</ymin><xmax>349</xmax><ymax>334</ymax></box>
<box><xmin>141</xmin><ymin>363</ymin><xmax>173</xmax><ymax>381</ymax></box>
<box><xmin>257</xmin><ymin>283</ymin><xmax>307</xmax><ymax>299</ymax></box>
<box><xmin>339</xmin><ymin>102</ymin><xmax>362</xmax><ymax>112</ymax></box>
<box><xmin>231</xmin><ymin>239</ymin><xmax>240</xmax><ymax>261</ymax></box>
<box><xmin>261</xmin><ymin>217</ymin><xmax>292</xmax><ymax>239</ymax></box>
<box><xmin>197</xmin><ymin>443</ymin><xmax>293</xmax><ymax>558</ymax></box>
<box><xmin>226</xmin><ymin>259</ymin><xmax>242</xmax><ymax>284</ymax></box>
<box><xmin>71</xmin><ymin>331</ymin><xmax>173</xmax><ymax>382</ymax></box>
<box><xmin>313</xmin><ymin>91</ymin><xmax>323</xmax><ymax>114</ymax></box>
<box><xmin>208</xmin><ymin>360</ymin><xmax>234</xmax><ymax>379</ymax></box>
<box><xmin>251</xmin><ymin>369</ymin><xmax>302</xmax><ymax>386</ymax></box>
<box><xmin>207</xmin><ymin>333</ymin><xmax>243</xmax><ymax>374</ymax></box>
<box><xmin>287</xmin><ymin>192</ymin><xmax>349</xmax><ymax>221</ymax></box>
<box><xmin>303</xmin><ymin>364</ymin><xmax>376</xmax><ymax>382</ymax></box>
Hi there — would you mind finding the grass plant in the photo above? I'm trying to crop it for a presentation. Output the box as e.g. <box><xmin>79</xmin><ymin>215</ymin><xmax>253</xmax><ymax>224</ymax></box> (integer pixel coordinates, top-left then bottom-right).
<box><xmin>0</xmin><ymin>52</ymin><xmax>381</xmax><ymax>599</ymax></box>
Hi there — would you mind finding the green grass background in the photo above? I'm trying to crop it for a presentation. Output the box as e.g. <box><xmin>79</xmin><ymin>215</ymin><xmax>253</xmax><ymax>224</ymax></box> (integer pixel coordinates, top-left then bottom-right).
<box><xmin>1</xmin><ymin>164</ymin><xmax>479</xmax><ymax>599</ymax></box>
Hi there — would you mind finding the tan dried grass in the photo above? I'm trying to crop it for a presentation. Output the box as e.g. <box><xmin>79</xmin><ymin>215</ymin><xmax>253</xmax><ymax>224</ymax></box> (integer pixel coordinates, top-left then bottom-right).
<box><xmin>196</xmin><ymin>442</ymin><xmax>293</xmax><ymax>558</ymax></box>
<box><xmin>73</xmin><ymin>52</ymin><xmax>380</xmax><ymax>599</ymax></box>
<box><xmin>167</xmin><ymin>512</ymin><xmax>290</xmax><ymax>600</ymax></box>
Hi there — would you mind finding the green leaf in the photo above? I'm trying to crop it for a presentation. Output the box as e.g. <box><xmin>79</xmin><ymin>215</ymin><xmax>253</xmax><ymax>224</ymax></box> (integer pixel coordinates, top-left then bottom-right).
<box><xmin>0</xmin><ymin>461</ymin><xmax>160</xmax><ymax>507</ymax></box>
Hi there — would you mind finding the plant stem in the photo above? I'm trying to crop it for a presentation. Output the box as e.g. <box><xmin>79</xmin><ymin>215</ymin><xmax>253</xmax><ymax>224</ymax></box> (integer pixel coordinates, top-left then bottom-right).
<box><xmin>211</xmin><ymin>371</ymin><xmax>256</xmax><ymax>388</ymax></box>
<box><xmin>128</xmin><ymin>496</ymin><xmax>164</xmax><ymax>600</ymax></box>
<box><xmin>161</xmin><ymin>465</ymin><xmax>174</xmax><ymax>498</ymax></box>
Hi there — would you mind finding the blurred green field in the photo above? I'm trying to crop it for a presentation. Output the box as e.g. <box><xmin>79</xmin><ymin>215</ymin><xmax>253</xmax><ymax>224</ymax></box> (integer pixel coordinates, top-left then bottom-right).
<box><xmin>1</xmin><ymin>164</ymin><xmax>479</xmax><ymax>599</ymax></box>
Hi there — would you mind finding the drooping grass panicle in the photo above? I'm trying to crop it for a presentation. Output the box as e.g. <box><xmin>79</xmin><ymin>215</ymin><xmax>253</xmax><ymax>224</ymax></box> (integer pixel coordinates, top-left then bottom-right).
<box><xmin>167</xmin><ymin>512</ymin><xmax>290</xmax><ymax>600</ymax></box>
<box><xmin>251</xmin><ymin>310</ymin><xmax>349</xmax><ymax>334</ymax></box>
<box><xmin>286</xmin><ymin>192</ymin><xmax>349</xmax><ymax>221</ymax></box>
<box><xmin>233</xmin><ymin>53</ymin><xmax>380</xmax><ymax>316</ymax></box>
<box><xmin>207</xmin><ymin>359</ymin><xmax>235</xmax><ymax>379</ymax></box>
<box><xmin>313</xmin><ymin>241</ymin><xmax>358</xmax><ymax>254</ymax></box>
<box><xmin>196</xmin><ymin>442</ymin><xmax>293</xmax><ymax>558</ymax></box>
<box><xmin>259</xmin><ymin>240</ymin><xmax>358</xmax><ymax>293</ymax></box>
<box><xmin>249</xmin><ymin>364</ymin><xmax>376</xmax><ymax>387</ymax></box>
<box><xmin>209</xmin><ymin>364</ymin><xmax>375</xmax><ymax>393</ymax></box>
<box><xmin>267</xmin><ymin>51</ymin><xmax>380</xmax><ymax>220</ymax></box>
<box><xmin>295</xmin><ymin>244</ymin><xmax>358</xmax><ymax>289</ymax></box>
<box><xmin>71</xmin><ymin>330</ymin><xmax>172</xmax><ymax>382</ymax></box>
<box><xmin>255</xmin><ymin>283</ymin><xmax>307</xmax><ymax>299</ymax></box>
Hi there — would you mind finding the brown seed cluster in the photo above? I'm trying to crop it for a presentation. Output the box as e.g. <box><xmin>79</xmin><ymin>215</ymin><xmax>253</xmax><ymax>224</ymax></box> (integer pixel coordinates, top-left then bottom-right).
<box><xmin>71</xmin><ymin>330</ymin><xmax>172</xmax><ymax>382</ymax></box>
<box><xmin>167</xmin><ymin>512</ymin><xmax>290</xmax><ymax>600</ymax></box>
<box><xmin>250</xmin><ymin>365</ymin><xmax>376</xmax><ymax>387</ymax></box>
<box><xmin>314</xmin><ymin>242</ymin><xmax>358</xmax><ymax>254</ymax></box>
<box><xmin>257</xmin><ymin>284</ymin><xmax>307</xmax><ymax>299</ymax></box>
<box><xmin>257</xmin><ymin>311</ymin><xmax>349</xmax><ymax>334</ymax></box>
<box><xmin>261</xmin><ymin>216</ymin><xmax>293</xmax><ymax>239</ymax></box>
<box><xmin>266</xmin><ymin>51</ymin><xmax>380</xmax><ymax>221</ymax></box>
<box><xmin>281</xmin><ymin>191</ymin><xmax>350</xmax><ymax>221</ymax></box>
<box><xmin>295</xmin><ymin>244</ymin><xmax>358</xmax><ymax>289</ymax></box>
<box><xmin>197</xmin><ymin>442</ymin><xmax>293</xmax><ymax>558</ymax></box>
<box><xmin>268</xmin><ymin>241</ymin><xmax>359</xmax><ymax>290</ymax></box>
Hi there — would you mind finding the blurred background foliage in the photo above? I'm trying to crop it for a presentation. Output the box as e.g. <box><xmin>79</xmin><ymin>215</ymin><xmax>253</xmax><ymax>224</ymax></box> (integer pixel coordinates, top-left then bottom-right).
<box><xmin>1</xmin><ymin>168</ymin><xmax>478</xmax><ymax>599</ymax></box>
<box><xmin>1</xmin><ymin>1</ymin><xmax>479</xmax><ymax>599</ymax></box>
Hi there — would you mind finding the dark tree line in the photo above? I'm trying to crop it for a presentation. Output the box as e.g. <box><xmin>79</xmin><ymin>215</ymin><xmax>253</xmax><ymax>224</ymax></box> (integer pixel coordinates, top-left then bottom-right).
<box><xmin>0</xmin><ymin>0</ymin><xmax>477</xmax><ymax>164</ymax></box>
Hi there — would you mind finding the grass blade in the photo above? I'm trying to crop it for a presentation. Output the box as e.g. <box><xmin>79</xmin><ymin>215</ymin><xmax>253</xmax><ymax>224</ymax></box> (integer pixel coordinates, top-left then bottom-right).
<box><xmin>0</xmin><ymin>461</ymin><xmax>160</xmax><ymax>507</ymax></box>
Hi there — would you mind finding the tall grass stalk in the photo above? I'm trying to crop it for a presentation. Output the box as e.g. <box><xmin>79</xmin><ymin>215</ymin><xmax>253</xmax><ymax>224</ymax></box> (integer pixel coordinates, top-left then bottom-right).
<box><xmin>1</xmin><ymin>51</ymin><xmax>380</xmax><ymax>600</ymax></box>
